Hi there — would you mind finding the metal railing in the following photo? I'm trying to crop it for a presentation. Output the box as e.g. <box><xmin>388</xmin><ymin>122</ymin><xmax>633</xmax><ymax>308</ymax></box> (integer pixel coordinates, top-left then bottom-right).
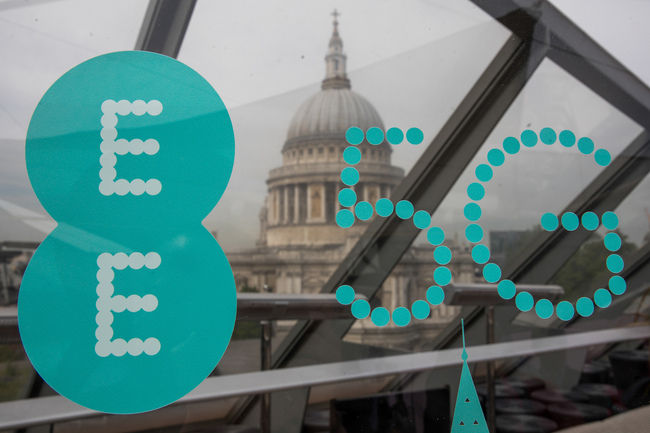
<box><xmin>1</xmin><ymin>325</ymin><xmax>649</xmax><ymax>431</ymax></box>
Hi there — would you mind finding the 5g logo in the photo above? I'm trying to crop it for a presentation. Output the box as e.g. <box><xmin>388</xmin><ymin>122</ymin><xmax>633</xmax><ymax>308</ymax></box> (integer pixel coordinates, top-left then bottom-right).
<box><xmin>19</xmin><ymin>51</ymin><xmax>237</xmax><ymax>414</ymax></box>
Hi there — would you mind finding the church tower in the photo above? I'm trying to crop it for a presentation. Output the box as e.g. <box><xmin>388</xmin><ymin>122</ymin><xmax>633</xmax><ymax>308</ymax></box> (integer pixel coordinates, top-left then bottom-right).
<box><xmin>261</xmin><ymin>11</ymin><xmax>404</xmax><ymax>247</ymax></box>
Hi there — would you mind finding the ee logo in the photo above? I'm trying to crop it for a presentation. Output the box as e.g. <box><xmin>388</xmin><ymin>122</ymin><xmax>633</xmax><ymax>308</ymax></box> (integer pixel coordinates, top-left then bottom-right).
<box><xmin>19</xmin><ymin>51</ymin><xmax>237</xmax><ymax>413</ymax></box>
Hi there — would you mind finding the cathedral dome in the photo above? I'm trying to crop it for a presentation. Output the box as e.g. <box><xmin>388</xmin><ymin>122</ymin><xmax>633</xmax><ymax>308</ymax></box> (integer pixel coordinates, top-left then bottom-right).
<box><xmin>286</xmin><ymin>88</ymin><xmax>384</xmax><ymax>142</ymax></box>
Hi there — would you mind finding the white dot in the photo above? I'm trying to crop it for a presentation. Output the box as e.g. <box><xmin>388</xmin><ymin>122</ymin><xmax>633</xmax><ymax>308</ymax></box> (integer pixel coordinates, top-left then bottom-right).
<box><xmin>144</xmin><ymin>338</ymin><xmax>161</xmax><ymax>355</ymax></box>
<box><xmin>96</xmin><ymin>296</ymin><xmax>111</xmax><ymax>312</ymax></box>
<box><xmin>112</xmin><ymin>252</ymin><xmax>129</xmax><ymax>270</ymax></box>
<box><xmin>101</xmin><ymin>100</ymin><xmax>117</xmax><ymax>114</ymax></box>
<box><xmin>111</xmin><ymin>295</ymin><xmax>127</xmax><ymax>313</ymax></box>
<box><xmin>130</xmin><ymin>179</ymin><xmax>146</xmax><ymax>196</ymax></box>
<box><xmin>99</xmin><ymin>152</ymin><xmax>117</xmax><ymax>167</ymax></box>
<box><xmin>96</xmin><ymin>267</ymin><xmax>114</xmax><ymax>283</ymax></box>
<box><xmin>96</xmin><ymin>282</ymin><xmax>114</xmax><ymax>297</ymax></box>
<box><xmin>99</xmin><ymin>181</ymin><xmax>114</xmax><ymax>196</ymax></box>
<box><xmin>95</xmin><ymin>311</ymin><xmax>114</xmax><ymax>327</ymax></box>
<box><xmin>144</xmin><ymin>252</ymin><xmax>161</xmax><ymax>269</ymax></box>
<box><xmin>100</xmin><ymin>141</ymin><xmax>114</xmax><ymax>153</ymax></box>
<box><xmin>101</xmin><ymin>113</ymin><xmax>118</xmax><ymax>128</ymax></box>
<box><xmin>128</xmin><ymin>338</ymin><xmax>144</xmax><ymax>356</ymax></box>
<box><xmin>147</xmin><ymin>100</ymin><xmax>163</xmax><ymax>116</ymax></box>
<box><xmin>145</xmin><ymin>179</ymin><xmax>162</xmax><ymax>195</ymax></box>
<box><xmin>144</xmin><ymin>139</ymin><xmax>159</xmax><ymax>155</ymax></box>
<box><xmin>114</xmin><ymin>179</ymin><xmax>130</xmax><ymax>196</ymax></box>
<box><xmin>95</xmin><ymin>341</ymin><xmax>111</xmax><ymax>357</ymax></box>
<box><xmin>99</xmin><ymin>166</ymin><xmax>117</xmax><ymax>181</ymax></box>
<box><xmin>141</xmin><ymin>294</ymin><xmax>158</xmax><ymax>312</ymax></box>
<box><xmin>116</xmin><ymin>100</ymin><xmax>132</xmax><ymax>116</ymax></box>
<box><xmin>126</xmin><ymin>294</ymin><xmax>142</xmax><ymax>312</ymax></box>
<box><xmin>95</xmin><ymin>325</ymin><xmax>113</xmax><ymax>341</ymax></box>
<box><xmin>97</xmin><ymin>252</ymin><xmax>113</xmax><ymax>269</ymax></box>
<box><xmin>132</xmin><ymin>100</ymin><xmax>147</xmax><ymax>116</ymax></box>
<box><xmin>100</xmin><ymin>127</ymin><xmax>117</xmax><ymax>141</ymax></box>
<box><xmin>111</xmin><ymin>339</ymin><xmax>128</xmax><ymax>357</ymax></box>
<box><xmin>130</xmin><ymin>138</ymin><xmax>144</xmax><ymax>155</ymax></box>
<box><xmin>129</xmin><ymin>252</ymin><xmax>145</xmax><ymax>269</ymax></box>
<box><xmin>114</xmin><ymin>139</ymin><xmax>130</xmax><ymax>155</ymax></box>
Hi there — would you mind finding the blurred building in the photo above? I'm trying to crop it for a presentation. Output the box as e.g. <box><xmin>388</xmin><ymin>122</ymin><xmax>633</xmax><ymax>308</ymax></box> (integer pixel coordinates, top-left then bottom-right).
<box><xmin>228</xmin><ymin>15</ymin><xmax>477</xmax><ymax>349</ymax></box>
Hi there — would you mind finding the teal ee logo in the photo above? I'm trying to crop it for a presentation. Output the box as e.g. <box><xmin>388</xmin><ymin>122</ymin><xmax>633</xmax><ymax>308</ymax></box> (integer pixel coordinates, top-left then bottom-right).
<box><xmin>19</xmin><ymin>51</ymin><xmax>237</xmax><ymax>414</ymax></box>
<box><xmin>336</xmin><ymin>127</ymin><xmax>624</xmax><ymax>325</ymax></box>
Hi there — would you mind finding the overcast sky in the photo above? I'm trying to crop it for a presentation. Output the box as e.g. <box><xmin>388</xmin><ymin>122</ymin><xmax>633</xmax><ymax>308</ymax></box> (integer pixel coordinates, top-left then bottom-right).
<box><xmin>1</xmin><ymin>0</ymin><xmax>649</xmax><ymax>250</ymax></box>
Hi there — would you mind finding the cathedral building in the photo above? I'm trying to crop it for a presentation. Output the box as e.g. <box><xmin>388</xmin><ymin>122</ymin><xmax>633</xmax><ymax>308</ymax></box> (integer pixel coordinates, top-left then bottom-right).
<box><xmin>228</xmin><ymin>15</ymin><xmax>475</xmax><ymax>349</ymax></box>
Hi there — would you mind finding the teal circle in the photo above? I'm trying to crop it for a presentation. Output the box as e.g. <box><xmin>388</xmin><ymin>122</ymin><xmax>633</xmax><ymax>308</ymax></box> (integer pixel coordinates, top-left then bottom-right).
<box><xmin>346</xmin><ymin>127</ymin><xmax>364</xmax><ymax>145</ymax></box>
<box><xmin>556</xmin><ymin>301</ymin><xmax>575</xmax><ymax>321</ymax></box>
<box><xmin>371</xmin><ymin>307</ymin><xmax>390</xmax><ymax>326</ymax></box>
<box><xmin>355</xmin><ymin>201</ymin><xmax>373</xmax><ymax>221</ymax></box>
<box><xmin>516</xmin><ymin>291</ymin><xmax>534</xmax><ymax>312</ymax></box>
<box><xmin>467</xmin><ymin>183</ymin><xmax>485</xmax><ymax>201</ymax></box>
<box><xmin>521</xmin><ymin>130</ymin><xmax>538</xmax><ymax>147</ymax></box>
<box><xmin>609</xmin><ymin>276</ymin><xmax>626</xmax><ymax>295</ymax></box>
<box><xmin>396</xmin><ymin>200</ymin><xmax>414</xmax><ymax>219</ymax></box>
<box><xmin>392</xmin><ymin>307</ymin><xmax>411</xmax><ymax>327</ymax></box>
<box><xmin>427</xmin><ymin>227</ymin><xmax>445</xmax><ymax>246</ymax></box>
<box><xmin>351</xmin><ymin>299</ymin><xmax>370</xmax><ymax>319</ymax></box>
<box><xmin>338</xmin><ymin>188</ymin><xmax>357</xmax><ymax>207</ymax></box>
<box><xmin>581</xmin><ymin>212</ymin><xmax>599</xmax><ymax>231</ymax></box>
<box><xmin>426</xmin><ymin>286</ymin><xmax>445</xmax><ymax>305</ymax></box>
<box><xmin>413</xmin><ymin>210</ymin><xmax>431</xmax><ymax>229</ymax></box>
<box><xmin>559</xmin><ymin>130</ymin><xmax>576</xmax><ymax>147</ymax></box>
<box><xmin>606</xmin><ymin>254</ymin><xmax>624</xmax><ymax>273</ymax></box>
<box><xmin>471</xmin><ymin>244</ymin><xmax>490</xmax><ymax>264</ymax></box>
<box><xmin>503</xmin><ymin>137</ymin><xmax>520</xmax><ymax>154</ymax></box>
<box><xmin>367</xmin><ymin>127</ymin><xmax>384</xmax><ymax>145</ymax></box>
<box><xmin>21</xmin><ymin>51</ymin><xmax>237</xmax><ymax>414</ymax></box>
<box><xmin>602</xmin><ymin>211</ymin><xmax>618</xmax><ymax>230</ymax></box>
<box><xmin>541</xmin><ymin>213</ymin><xmax>559</xmax><ymax>231</ymax></box>
<box><xmin>561</xmin><ymin>212</ymin><xmax>579</xmax><ymax>231</ymax></box>
<box><xmin>535</xmin><ymin>299</ymin><xmax>554</xmax><ymax>319</ymax></box>
<box><xmin>483</xmin><ymin>263</ymin><xmax>501</xmax><ymax>283</ymax></box>
<box><xmin>540</xmin><ymin>127</ymin><xmax>556</xmax><ymax>144</ymax></box>
<box><xmin>578</xmin><ymin>137</ymin><xmax>594</xmax><ymax>154</ymax></box>
<box><xmin>594</xmin><ymin>289</ymin><xmax>612</xmax><ymax>308</ymax></box>
<box><xmin>464</xmin><ymin>203</ymin><xmax>482</xmax><ymax>221</ymax></box>
<box><xmin>411</xmin><ymin>300</ymin><xmax>431</xmax><ymax>320</ymax></box>
<box><xmin>406</xmin><ymin>127</ymin><xmax>424</xmax><ymax>144</ymax></box>
<box><xmin>475</xmin><ymin>164</ymin><xmax>493</xmax><ymax>182</ymax></box>
<box><xmin>555</xmin><ymin>301</ymin><xmax>575</xmax><ymax>322</ymax></box>
<box><xmin>434</xmin><ymin>267</ymin><xmax>452</xmax><ymax>286</ymax></box>
<box><xmin>498</xmin><ymin>280</ymin><xmax>516</xmax><ymax>300</ymax></box>
<box><xmin>465</xmin><ymin>224</ymin><xmax>484</xmax><ymax>243</ymax></box>
<box><xmin>343</xmin><ymin>146</ymin><xmax>362</xmax><ymax>165</ymax></box>
<box><xmin>576</xmin><ymin>297</ymin><xmax>595</xmax><ymax>317</ymax></box>
<box><xmin>434</xmin><ymin>246</ymin><xmax>452</xmax><ymax>265</ymax></box>
<box><xmin>594</xmin><ymin>149</ymin><xmax>611</xmax><ymax>166</ymax></box>
<box><xmin>604</xmin><ymin>233</ymin><xmax>621</xmax><ymax>251</ymax></box>
<box><xmin>375</xmin><ymin>198</ymin><xmax>394</xmax><ymax>217</ymax></box>
<box><xmin>341</xmin><ymin>167</ymin><xmax>359</xmax><ymax>186</ymax></box>
<box><xmin>386</xmin><ymin>127</ymin><xmax>404</xmax><ymax>145</ymax></box>
<box><xmin>336</xmin><ymin>285</ymin><xmax>355</xmax><ymax>305</ymax></box>
<box><xmin>487</xmin><ymin>149</ymin><xmax>505</xmax><ymax>166</ymax></box>
<box><xmin>336</xmin><ymin>209</ymin><xmax>354</xmax><ymax>228</ymax></box>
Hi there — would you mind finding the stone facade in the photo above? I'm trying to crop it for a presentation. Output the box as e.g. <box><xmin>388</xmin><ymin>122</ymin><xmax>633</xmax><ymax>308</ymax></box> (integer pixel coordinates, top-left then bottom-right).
<box><xmin>227</xmin><ymin>16</ymin><xmax>475</xmax><ymax>350</ymax></box>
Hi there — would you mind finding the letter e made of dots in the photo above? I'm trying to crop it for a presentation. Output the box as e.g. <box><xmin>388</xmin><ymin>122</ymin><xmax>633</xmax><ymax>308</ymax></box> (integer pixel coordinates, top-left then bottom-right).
<box><xmin>19</xmin><ymin>52</ymin><xmax>237</xmax><ymax>414</ymax></box>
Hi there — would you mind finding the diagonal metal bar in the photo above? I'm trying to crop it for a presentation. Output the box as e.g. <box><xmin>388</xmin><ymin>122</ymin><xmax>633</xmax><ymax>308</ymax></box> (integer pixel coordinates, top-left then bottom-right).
<box><xmin>428</xmin><ymin>131</ymin><xmax>650</xmax><ymax>352</ymax></box>
<box><xmin>427</xmin><ymin>0</ymin><xmax>650</xmax><ymax>353</ymax></box>
<box><xmin>272</xmin><ymin>34</ymin><xmax>548</xmax><ymax>368</ymax></box>
<box><xmin>473</xmin><ymin>0</ymin><xmax>650</xmax><ymax>131</ymax></box>
<box><xmin>134</xmin><ymin>0</ymin><xmax>196</xmax><ymax>58</ymax></box>
<box><xmin>231</xmin><ymin>33</ymin><xmax>550</xmax><ymax>426</ymax></box>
